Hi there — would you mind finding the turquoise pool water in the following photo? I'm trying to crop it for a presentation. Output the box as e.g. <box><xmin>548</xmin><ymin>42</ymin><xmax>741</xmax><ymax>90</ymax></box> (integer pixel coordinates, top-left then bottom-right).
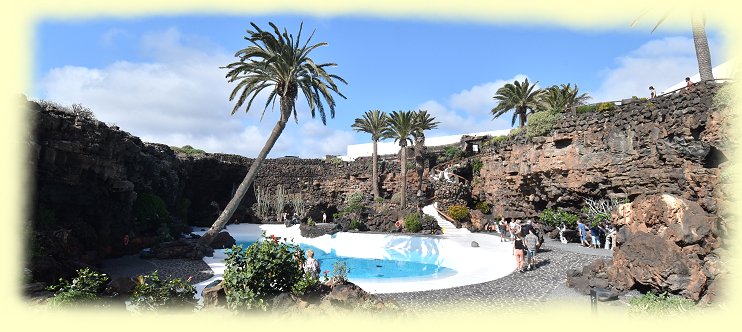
<box><xmin>234</xmin><ymin>240</ymin><xmax>455</xmax><ymax>280</ymax></box>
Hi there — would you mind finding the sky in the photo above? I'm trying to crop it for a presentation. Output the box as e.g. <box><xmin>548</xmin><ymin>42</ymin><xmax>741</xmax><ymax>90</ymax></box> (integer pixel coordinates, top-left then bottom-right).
<box><xmin>31</xmin><ymin>14</ymin><xmax>728</xmax><ymax>158</ymax></box>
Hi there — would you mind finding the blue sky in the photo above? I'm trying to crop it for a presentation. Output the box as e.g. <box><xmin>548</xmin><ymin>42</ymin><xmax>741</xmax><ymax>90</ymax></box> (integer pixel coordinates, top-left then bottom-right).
<box><xmin>32</xmin><ymin>14</ymin><xmax>727</xmax><ymax>158</ymax></box>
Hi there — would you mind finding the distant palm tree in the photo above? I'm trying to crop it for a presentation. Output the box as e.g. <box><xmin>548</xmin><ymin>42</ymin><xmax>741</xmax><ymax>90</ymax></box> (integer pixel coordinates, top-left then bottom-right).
<box><xmin>491</xmin><ymin>78</ymin><xmax>543</xmax><ymax>128</ymax></box>
<box><xmin>632</xmin><ymin>9</ymin><xmax>714</xmax><ymax>81</ymax></box>
<box><xmin>411</xmin><ymin>110</ymin><xmax>439</xmax><ymax>196</ymax></box>
<box><xmin>198</xmin><ymin>22</ymin><xmax>346</xmax><ymax>247</ymax></box>
<box><xmin>351</xmin><ymin>110</ymin><xmax>388</xmax><ymax>199</ymax></box>
<box><xmin>539</xmin><ymin>84</ymin><xmax>590</xmax><ymax>113</ymax></box>
<box><xmin>383</xmin><ymin>111</ymin><xmax>416</xmax><ymax>208</ymax></box>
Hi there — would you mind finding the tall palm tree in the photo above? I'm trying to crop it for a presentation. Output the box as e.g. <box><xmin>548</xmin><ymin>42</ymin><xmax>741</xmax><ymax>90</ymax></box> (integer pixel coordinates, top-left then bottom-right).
<box><xmin>411</xmin><ymin>110</ymin><xmax>439</xmax><ymax>196</ymax></box>
<box><xmin>383</xmin><ymin>111</ymin><xmax>416</xmax><ymax>208</ymax></box>
<box><xmin>539</xmin><ymin>84</ymin><xmax>590</xmax><ymax>113</ymax></box>
<box><xmin>632</xmin><ymin>9</ymin><xmax>714</xmax><ymax>81</ymax></box>
<box><xmin>491</xmin><ymin>78</ymin><xmax>543</xmax><ymax>128</ymax></box>
<box><xmin>198</xmin><ymin>22</ymin><xmax>346</xmax><ymax>246</ymax></box>
<box><xmin>351</xmin><ymin>110</ymin><xmax>388</xmax><ymax>199</ymax></box>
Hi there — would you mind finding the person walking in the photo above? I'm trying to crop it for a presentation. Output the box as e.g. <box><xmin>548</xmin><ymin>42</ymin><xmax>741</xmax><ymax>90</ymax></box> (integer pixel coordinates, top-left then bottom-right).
<box><xmin>513</xmin><ymin>233</ymin><xmax>526</xmax><ymax>273</ymax></box>
<box><xmin>577</xmin><ymin>220</ymin><xmax>589</xmax><ymax>247</ymax></box>
<box><xmin>524</xmin><ymin>230</ymin><xmax>539</xmax><ymax>270</ymax></box>
<box><xmin>590</xmin><ymin>222</ymin><xmax>602</xmax><ymax>249</ymax></box>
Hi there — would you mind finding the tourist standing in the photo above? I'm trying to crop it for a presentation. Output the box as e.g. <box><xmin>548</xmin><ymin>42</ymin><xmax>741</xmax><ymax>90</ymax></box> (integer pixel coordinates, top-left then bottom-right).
<box><xmin>649</xmin><ymin>86</ymin><xmax>656</xmax><ymax>98</ymax></box>
<box><xmin>322</xmin><ymin>212</ymin><xmax>327</xmax><ymax>223</ymax></box>
<box><xmin>509</xmin><ymin>219</ymin><xmax>519</xmax><ymax>241</ymax></box>
<box><xmin>590</xmin><ymin>223</ymin><xmax>602</xmax><ymax>249</ymax></box>
<box><xmin>577</xmin><ymin>220</ymin><xmax>589</xmax><ymax>247</ymax></box>
<box><xmin>685</xmin><ymin>77</ymin><xmax>693</xmax><ymax>92</ymax></box>
<box><xmin>497</xmin><ymin>217</ymin><xmax>507</xmax><ymax>242</ymax></box>
<box><xmin>513</xmin><ymin>233</ymin><xmax>526</xmax><ymax>273</ymax></box>
<box><xmin>524</xmin><ymin>230</ymin><xmax>539</xmax><ymax>270</ymax></box>
<box><xmin>303</xmin><ymin>250</ymin><xmax>320</xmax><ymax>278</ymax></box>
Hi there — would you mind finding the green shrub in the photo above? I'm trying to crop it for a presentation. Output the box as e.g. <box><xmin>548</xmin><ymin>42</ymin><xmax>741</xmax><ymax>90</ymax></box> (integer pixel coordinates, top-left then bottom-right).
<box><xmin>471</xmin><ymin>158</ymin><xmax>483</xmax><ymax>175</ymax></box>
<box><xmin>173</xmin><ymin>145</ymin><xmax>206</xmax><ymax>155</ymax></box>
<box><xmin>576</xmin><ymin>104</ymin><xmax>597</xmax><ymax>113</ymax></box>
<box><xmin>331</xmin><ymin>261</ymin><xmax>350</xmax><ymax>283</ymax></box>
<box><xmin>291</xmin><ymin>273</ymin><xmax>320</xmax><ymax>297</ymax></box>
<box><xmin>390</xmin><ymin>192</ymin><xmax>403</xmax><ymax>205</ymax></box>
<box><xmin>475</xmin><ymin>201</ymin><xmax>491</xmax><ymax>214</ymax></box>
<box><xmin>526</xmin><ymin>111</ymin><xmax>561</xmax><ymax>138</ymax></box>
<box><xmin>349</xmin><ymin>219</ymin><xmax>361</xmax><ymax>230</ymax></box>
<box><xmin>307</xmin><ymin>217</ymin><xmax>315</xmax><ymax>226</ymax></box>
<box><xmin>373</xmin><ymin>196</ymin><xmax>384</xmax><ymax>203</ymax></box>
<box><xmin>487</xmin><ymin>135</ymin><xmax>509</xmax><ymax>145</ymax></box>
<box><xmin>447</xmin><ymin>205</ymin><xmax>470</xmax><ymax>222</ymax></box>
<box><xmin>132</xmin><ymin>193</ymin><xmax>170</xmax><ymax>234</ymax></box>
<box><xmin>223</xmin><ymin>233</ymin><xmax>304</xmax><ymax>311</ymax></box>
<box><xmin>343</xmin><ymin>191</ymin><xmax>365</xmax><ymax>215</ymax></box>
<box><xmin>444</xmin><ymin>146</ymin><xmax>466</xmax><ymax>161</ymax></box>
<box><xmin>46</xmin><ymin>268</ymin><xmax>111</xmax><ymax>307</ymax></box>
<box><xmin>539</xmin><ymin>208</ymin><xmax>578</xmax><ymax>228</ymax></box>
<box><xmin>509</xmin><ymin>127</ymin><xmax>523</xmax><ymax>137</ymax></box>
<box><xmin>130</xmin><ymin>271</ymin><xmax>196</xmax><ymax>311</ymax></box>
<box><xmin>628</xmin><ymin>292</ymin><xmax>695</xmax><ymax>315</ymax></box>
<box><xmin>404</xmin><ymin>213</ymin><xmax>422</xmax><ymax>233</ymax></box>
<box><xmin>596</xmin><ymin>102</ymin><xmax>616</xmax><ymax>112</ymax></box>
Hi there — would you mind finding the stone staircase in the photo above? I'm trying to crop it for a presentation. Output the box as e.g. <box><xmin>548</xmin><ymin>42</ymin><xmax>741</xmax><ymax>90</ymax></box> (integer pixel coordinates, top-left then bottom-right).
<box><xmin>422</xmin><ymin>203</ymin><xmax>470</xmax><ymax>235</ymax></box>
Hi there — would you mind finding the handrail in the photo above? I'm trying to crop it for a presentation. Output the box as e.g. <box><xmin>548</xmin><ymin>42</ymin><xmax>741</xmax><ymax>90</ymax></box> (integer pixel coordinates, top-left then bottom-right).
<box><xmin>430</xmin><ymin>158</ymin><xmax>470</xmax><ymax>185</ymax></box>
<box><xmin>578</xmin><ymin>78</ymin><xmax>734</xmax><ymax>109</ymax></box>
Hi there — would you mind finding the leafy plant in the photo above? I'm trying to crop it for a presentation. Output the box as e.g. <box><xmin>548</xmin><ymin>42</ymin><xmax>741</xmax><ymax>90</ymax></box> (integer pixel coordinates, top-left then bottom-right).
<box><xmin>291</xmin><ymin>272</ymin><xmax>320</xmax><ymax>297</ymax></box>
<box><xmin>581</xmin><ymin>197</ymin><xmax>627</xmax><ymax>227</ymax></box>
<box><xmin>46</xmin><ymin>268</ymin><xmax>111</xmax><ymax>307</ymax></box>
<box><xmin>343</xmin><ymin>191</ymin><xmax>365</xmax><ymax>215</ymax></box>
<box><xmin>509</xmin><ymin>127</ymin><xmax>523</xmax><ymax>137</ymax></box>
<box><xmin>443</xmin><ymin>146</ymin><xmax>466</xmax><ymax>161</ymax></box>
<box><xmin>307</xmin><ymin>217</ymin><xmax>315</xmax><ymax>226</ymax></box>
<box><xmin>373</xmin><ymin>196</ymin><xmax>384</xmax><ymax>203</ymax></box>
<box><xmin>349</xmin><ymin>219</ymin><xmax>362</xmax><ymax>231</ymax></box>
<box><xmin>132</xmin><ymin>193</ymin><xmax>170</xmax><ymax>234</ymax></box>
<box><xmin>447</xmin><ymin>205</ymin><xmax>470</xmax><ymax>222</ymax></box>
<box><xmin>130</xmin><ymin>271</ymin><xmax>196</xmax><ymax>311</ymax></box>
<box><xmin>222</xmin><ymin>233</ymin><xmax>305</xmax><ymax>311</ymax></box>
<box><xmin>471</xmin><ymin>158</ymin><xmax>483</xmax><ymax>175</ymax></box>
<box><xmin>487</xmin><ymin>135</ymin><xmax>509</xmax><ymax>145</ymax></box>
<box><xmin>596</xmin><ymin>102</ymin><xmax>616</xmax><ymax>112</ymax></box>
<box><xmin>404</xmin><ymin>213</ymin><xmax>422</xmax><ymax>233</ymax></box>
<box><xmin>474</xmin><ymin>201</ymin><xmax>491</xmax><ymax>214</ymax></box>
<box><xmin>390</xmin><ymin>192</ymin><xmax>403</xmax><ymax>205</ymax></box>
<box><xmin>526</xmin><ymin>111</ymin><xmax>561</xmax><ymax>138</ymax></box>
<box><xmin>628</xmin><ymin>292</ymin><xmax>695</xmax><ymax>316</ymax></box>
<box><xmin>331</xmin><ymin>261</ymin><xmax>350</xmax><ymax>283</ymax></box>
<box><xmin>539</xmin><ymin>208</ymin><xmax>578</xmax><ymax>228</ymax></box>
<box><xmin>713</xmin><ymin>83</ymin><xmax>736</xmax><ymax>110</ymax></box>
<box><xmin>172</xmin><ymin>145</ymin><xmax>206</xmax><ymax>155</ymax></box>
<box><xmin>576</xmin><ymin>104</ymin><xmax>597</xmax><ymax>113</ymax></box>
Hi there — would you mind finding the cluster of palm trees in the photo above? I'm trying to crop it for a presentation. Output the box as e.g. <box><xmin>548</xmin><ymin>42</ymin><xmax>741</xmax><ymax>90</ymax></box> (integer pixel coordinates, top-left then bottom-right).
<box><xmin>352</xmin><ymin>110</ymin><xmax>439</xmax><ymax>208</ymax></box>
<box><xmin>490</xmin><ymin>78</ymin><xmax>590</xmax><ymax>128</ymax></box>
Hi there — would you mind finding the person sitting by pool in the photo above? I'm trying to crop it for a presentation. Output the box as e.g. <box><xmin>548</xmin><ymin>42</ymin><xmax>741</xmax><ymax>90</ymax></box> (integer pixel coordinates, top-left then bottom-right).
<box><xmin>303</xmin><ymin>249</ymin><xmax>320</xmax><ymax>279</ymax></box>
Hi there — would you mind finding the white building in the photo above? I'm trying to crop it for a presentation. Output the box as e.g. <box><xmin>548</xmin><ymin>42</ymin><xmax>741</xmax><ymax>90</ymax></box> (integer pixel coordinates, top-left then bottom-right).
<box><xmin>340</xmin><ymin>129</ymin><xmax>512</xmax><ymax>161</ymax></box>
<box><xmin>661</xmin><ymin>59</ymin><xmax>738</xmax><ymax>94</ymax></box>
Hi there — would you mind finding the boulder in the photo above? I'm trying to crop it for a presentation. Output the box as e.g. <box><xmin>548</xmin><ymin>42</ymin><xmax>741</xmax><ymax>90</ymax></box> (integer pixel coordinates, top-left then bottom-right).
<box><xmin>210</xmin><ymin>232</ymin><xmax>236</xmax><ymax>249</ymax></box>
<box><xmin>201</xmin><ymin>279</ymin><xmax>227</xmax><ymax>308</ymax></box>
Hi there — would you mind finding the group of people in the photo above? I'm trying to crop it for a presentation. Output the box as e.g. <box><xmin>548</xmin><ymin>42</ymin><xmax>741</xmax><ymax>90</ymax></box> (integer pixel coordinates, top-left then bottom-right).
<box><xmin>648</xmin><ymin>76</ymin><xmax>694</xmax><ymax>99</ymax></box>
<box><xmin>576</xmin><ymin>220</ymin><xmax>616</xmax><ymax>250</ymax></box>
<box><xmin>485</xmin><ymin>217</ymin><xmax>542</xmax><ymax>272</ymax></box>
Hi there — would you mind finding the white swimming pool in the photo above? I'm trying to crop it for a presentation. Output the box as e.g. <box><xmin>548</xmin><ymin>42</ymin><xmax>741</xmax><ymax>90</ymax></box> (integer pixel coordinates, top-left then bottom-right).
<box><xmin>194</xmin><ymin>221</ymin><xmax>515</xmax><ymax>295</ymax></box>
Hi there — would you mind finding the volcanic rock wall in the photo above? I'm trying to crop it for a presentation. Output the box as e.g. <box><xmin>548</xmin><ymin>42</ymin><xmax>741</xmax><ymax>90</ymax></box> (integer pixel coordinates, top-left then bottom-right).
<box><xmin>473</xmin><ymin>81</ymin><xmax>729</xmax><ymax>220</ymax></box>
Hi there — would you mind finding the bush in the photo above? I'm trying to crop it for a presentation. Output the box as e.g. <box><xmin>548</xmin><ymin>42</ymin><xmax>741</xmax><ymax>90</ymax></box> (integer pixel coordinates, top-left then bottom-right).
<box><xmin>404</xmin><ymin>213</ymin><xmax>422</xmax><ymax>233</ymax></box>
<box><xmin>390</xmin><ymin>192</ymin><xmax>403</xmax><ymax>205</ymax></box>
<box><xmin>475</xmin><ymin>201</ymin><xmax>491</xmax><ymax>214</ymax></box>
<box><xmin>46</xmin><ymin>268</ymin><xmax>111</xmax><ymax>307</ymax></box>
<box><xmin>447</xmin><ymin>205</ymin><xmax>470</xmax><ymax>222</ymax></box>
<box><xmin>349</xmin><ymin>219</ymin><xmax>361</xmax><ymax>230</ymax></box>
<box><xmin>373</xmin><ymin>196</ymin><xmax>384</xmax><ymax>203</ymax></box>
<box><xmin>628</xmin><ymin>292</ymin><xmax>695</xmax><ymax>315</ymax></box>
<box><xmin>509</xmin><ymin>127</ymin><xmax>523</xmax><ymax>137</ymax></box>
<box><xmin>223</xmin><ymin>233</ymin><xmax>305</xmax><ymax>311</ymax></box>
<box><xmin>331</xmin><ymin>261</ymin><xmax>350</xmax><ymax>283</ymax></box>
<box><xmin>132</xmin><ymin>193</ymin><xmax>170</xmax><ymax>234</ymax></box>
<box><xmin>576</xmin><ymin>104</ymin><xmax>597</xmax><ymax>113</ymax></box>
<box><xmin>343</xmin><ymin>191</ymin><xmax>365</xmax><ymax>215</ymax></box>
<box><xmin>487</xmin><ymin>135</ymin><xmax>509</xmax><ymax>145</ymax></box>
<box><xmin>291</xmin><ymin>273</ymin><xmax>320</xmax><ymax>297</ymax></box>
<box><xmin>471</xmin><ymin>158</ymin><xmax>483</xmax><ymax>175</ymax></box>
<box><xmin>444</xmin><ymin>146</ymin><xmax>466</xmax><ymax>161</ymax></box>
<box><xmin>130</xmin><ymin>271</ymin><xmax>196</xmax><ymax>311</ymax></box>
<box><xmin>539</xmin><ymin>208</ymin><xmax>578</xmax><ymax>228</ymax></box>
<box><xmin>526</xmin><ymin>111</ymin><xmax>561</xmax><ymax>138</ymax></box>
<box><xmin>596</xmin><ymin>102</ymin><xmax>616</xmax><ymax>112</ymax></box>
<box><xmin>713</xmin><ymin>83</ymin><xmax>736</xmax><ymax>110</ymax></box>
<box><xmin>173</xmin><ymin>145</ymin><xmax>206</xmax><ymax>155</ymax></box>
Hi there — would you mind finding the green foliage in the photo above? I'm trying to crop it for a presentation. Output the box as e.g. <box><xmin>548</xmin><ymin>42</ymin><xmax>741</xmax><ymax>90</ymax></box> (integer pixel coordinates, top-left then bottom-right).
<box><xmin>132</xmin><ymin>193</ymin><xmax>170</xmax><ymax>234</ymax></box>
<box><xmin>156</xmin><ymin>223</ymin><xmax>174</xmax><ymax>243</ymax></box>
<box><xmin>223</xmin><ymin>233</ymin><xmax>304</xmax><ymax>311</ymax></box>
<box><xmin>526</xmin><ymin>111</ymin><xmax>561</xmax><ymax>138</ymax></box>
<box><xmin>447</xmin><ymin>205</ymin><xmax>470</xmax><ymax>222</ymax></box>
<box><xmin>291</xmin><ymin>273</ymin><xmax>320</xmax><ymax>297</ymax></box>
<box><xmin>390</xmin><ymin>192</ymin><xmax>403</xmax><ymax>205</ymax></box>
<box><xmin>343</xmin><ymin>191</ymin><xmax>365</xmax><ymax>215</ymax></box>
<box><xmin>509</xmin><ymin>127</ymin><xmax>523</xmax><ymax>137</ymax></box>
<box><xmin>307</xmin><ymin>217</ymin><xmax>315</xmax><ymax>226</ymax></box>
<box><xmin>596</xmin><ymin>102</ymin><xmax>616</xmax><ymax>112</ymax></box>
<box><xmin>576</xmin><ymin>104</ymin><xmax>597</xmax><ymax>113</ymax></box>
<box><xmin>173</xmin><ymin>145</ymin><xmax>206</xmax><ymax>155</ymax></box>
<box><xmin>443</xmin><ymin>146</ymin><xmax>466</xmax><ymax>161</ymax></box>
<box><xmin>404</xmin><ymin>213</ymin><xmax>422</xmax><ymax>233</ymax></box>
<box><xmin>471</xmin><ymin>158</ymin><xmax>483</xmax><ymax>175</ymax></box>
<box><xmin>539</xmin><ymin>208</ymin><xmax>578</xmax><ymax>228</ymax></box>
<box><xmin>326</xmin><ymin>156</ymin><xmax>343</xmax><ymax>165</ymax></box>
<box><xmin>486</xmin><ymin>135</ymin><xmax>509</xmax><ymax>146</ymax></box>
<box><xmin>628</xmin><ymin>292</ymin><xmax>695</xmax><ymax>316</ymax></box>
<box><xmin>46</xmin><ymin>268</ymin><xmax>111</xmax><ymax>307</ymax></box>
<box><xmin>373</xmin><ymin>197</ymin><xmax>384</xmax><ymax>203</ymax></box>
<box><xmin>475</xmin><ymin>201</ymin><xmax>491</xmax><ymax>214</ymax></box>
<box><xmin>349</xmin><ymin>219</ymin><xmax>361</xmax><ymax>230</ymax></box>
<box><xmin>130</xmin><ymin>271</ymin><xmax>196</xmax><ymax>311</ymax></box>
<box><xmin>331</xmin><ymin>261</ymin><xmax>350</xmax><ymax>283</ymax></box>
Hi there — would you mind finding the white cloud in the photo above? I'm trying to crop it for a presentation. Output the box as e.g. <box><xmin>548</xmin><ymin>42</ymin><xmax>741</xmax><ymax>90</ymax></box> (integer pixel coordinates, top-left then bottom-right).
<box><xmin>37</xmin><ymin>28</ymin><xmax>326</xmax><ymax>158</ymax></box>
<box><xmin>449</xmin><ymin>74</ymin><xmax>528</xmax><ymax>116</ymax></box>
<box><xmin>100</xmin><ymin>28</ymin><xmax>130</xmax><ymax>47</ymax></box>
<box><xmin>591</xmin><ymin>36</ymin><xmax>721</xmax><ymax>101</ymax></box>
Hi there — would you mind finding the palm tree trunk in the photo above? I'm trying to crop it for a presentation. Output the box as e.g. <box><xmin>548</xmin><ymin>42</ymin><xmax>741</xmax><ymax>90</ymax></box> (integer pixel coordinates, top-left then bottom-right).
<box><xmin>692</xmin><ymin>11</ymin><xmax>714</xmax><ymax>81</ymax></box>
<box><xmin>372</xmin><ymin>139</ymin><xmax>379</xmax><ymax>199</ymax></box>
<box><xmin>519</xmin><ymin>110</ymin><xmax>526</xmax><ymax>128</ymax></box>
<box><xmin>415</xmin><ymin>135</ymin><xmax>425</xmax><ymax>196</ymax></box>
<box><xmin>400</xmin><ymin>145</ymin><xmax>407</xmax><ymax>208</ymax></box>
<box><xmin>198</xmin><ymin>102</ymin><xmax>292</xmax><ymax>247</ymax></box>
